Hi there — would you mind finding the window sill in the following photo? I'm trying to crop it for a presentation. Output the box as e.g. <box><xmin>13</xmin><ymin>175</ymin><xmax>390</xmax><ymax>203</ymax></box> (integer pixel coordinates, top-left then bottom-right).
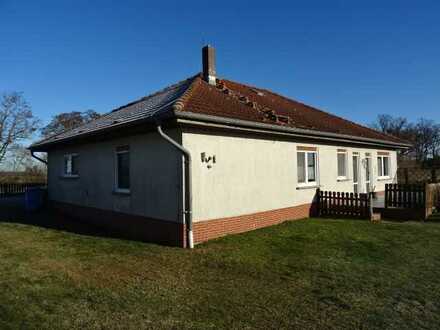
<box><xmin>296</xmin><ymin>185</ymin><xmax>320</xmax><ymax>190</ymax></box>
<box><xmin>337</xmin><ymin>177</ymin><xmax>350</xmax><ymax>182</ymax></box>
<box><xmin>60</xmin><ymin>175</ymin><xmax>79</xmax><ymax>179</ymax></box>
<box><xmin>112</xmin><ymin>190</ymin><xmax>131</xmax><ymax>196</ymax></box>
<box><xmin>377</xmin><ymin>177</ymin><xmax>391</xmax><ymax>181</ymax></box>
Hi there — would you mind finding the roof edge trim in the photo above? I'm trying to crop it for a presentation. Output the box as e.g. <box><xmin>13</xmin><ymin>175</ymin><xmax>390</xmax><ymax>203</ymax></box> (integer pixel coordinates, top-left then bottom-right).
<box><xmin>174</xmin><ymin>111</ymin><xmax>411</xmax><ymax>149</ymax></box>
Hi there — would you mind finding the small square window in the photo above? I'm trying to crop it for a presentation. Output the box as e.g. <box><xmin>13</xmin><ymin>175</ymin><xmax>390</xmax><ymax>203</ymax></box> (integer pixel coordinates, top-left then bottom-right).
<box><xmin>64</xmin><ymin>154</ymin><xmax>79</xmax><ymax>176</ymax></box>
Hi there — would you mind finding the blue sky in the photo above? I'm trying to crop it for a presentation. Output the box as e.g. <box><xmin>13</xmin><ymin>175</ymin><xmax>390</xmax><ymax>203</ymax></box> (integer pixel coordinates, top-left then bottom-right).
<box><xmin>1</xmin><ymin>0</ymin><xmax>439</xmax><ymax>142</ymax></box>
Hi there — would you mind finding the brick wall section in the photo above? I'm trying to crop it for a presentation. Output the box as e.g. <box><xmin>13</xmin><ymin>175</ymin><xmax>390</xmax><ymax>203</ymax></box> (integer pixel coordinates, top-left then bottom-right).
<box><xmin>193</xmin><ymin>203</ymin><xmax>313</xmax><ymax>244</ymax></box>
<box><xmin>50</xmin><ymin>201</ymin><xmax>316</xmax><ymax>247</ymax></box>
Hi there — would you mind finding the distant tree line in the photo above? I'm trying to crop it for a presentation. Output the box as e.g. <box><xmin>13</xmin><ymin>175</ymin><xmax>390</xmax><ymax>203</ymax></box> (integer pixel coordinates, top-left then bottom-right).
<box><xmin>370</xmin><ymin>114</ymin><xmax>440</xmax><ymax>162</ymax></box>
<box><xmin>1</xmin><ymin>91</ymin><xmax>100</xmax><ymax>177</ymax></box>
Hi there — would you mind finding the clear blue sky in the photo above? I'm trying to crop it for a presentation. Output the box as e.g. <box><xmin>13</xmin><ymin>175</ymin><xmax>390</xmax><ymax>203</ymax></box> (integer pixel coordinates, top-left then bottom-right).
<box><xmin>1</xmin><ymin>0</ymin><xmax>439</xmax><ymax>141</ymax></box>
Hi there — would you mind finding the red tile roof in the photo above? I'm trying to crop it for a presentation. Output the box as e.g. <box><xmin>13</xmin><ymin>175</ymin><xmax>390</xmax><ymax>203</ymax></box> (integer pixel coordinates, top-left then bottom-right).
<box><xmin>30</xmin><ymin>73</ymin><xmax>408</xmax><ymax>150</ymax></box>
<box><xmin>179</xmin><ymin>75</ymin><xmax>405</xmax><ymax>144</ymax></box>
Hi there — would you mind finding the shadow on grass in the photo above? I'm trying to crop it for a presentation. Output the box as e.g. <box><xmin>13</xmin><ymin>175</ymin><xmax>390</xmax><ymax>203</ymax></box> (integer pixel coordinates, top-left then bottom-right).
<box><xmin>0</xmin><ymin>195</ymin><xmax>124</xmax><ymax>240</ymax></box>
<box><xmin>427</xmin><ymin>211</ymin><xmax>440</xmax><ymax>223</ymax></box>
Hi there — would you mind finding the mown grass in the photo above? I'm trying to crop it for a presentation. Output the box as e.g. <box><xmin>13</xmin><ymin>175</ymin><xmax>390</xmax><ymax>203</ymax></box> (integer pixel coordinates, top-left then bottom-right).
<box><xmin>1</xmin><ymin>218</ymin><xmax>440</xmax><ymax>329</ymax></box>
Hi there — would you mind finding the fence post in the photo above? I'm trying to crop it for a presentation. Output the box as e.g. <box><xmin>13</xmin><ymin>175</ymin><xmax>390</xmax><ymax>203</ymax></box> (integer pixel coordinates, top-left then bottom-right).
<box><xmin>385</xmin><ymin>184</ymin><xmax>389</xmax><ymax>208</ymax></box>
<box><xmin>369</xmin><ymin>192</ymin><xmax>373</xmax><ymax>220</ymax></box>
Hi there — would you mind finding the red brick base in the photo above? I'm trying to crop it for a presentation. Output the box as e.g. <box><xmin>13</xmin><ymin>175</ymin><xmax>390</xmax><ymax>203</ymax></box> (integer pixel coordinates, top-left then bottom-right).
<box><xmin>193</xmin><ymin>203</ymin><xmax>314</xmax><ymax>244</ymax></box>
<box><xmin>50</xmin><ymin>201</ymin><xmax>314</xmax><ymax>247</ymax></box>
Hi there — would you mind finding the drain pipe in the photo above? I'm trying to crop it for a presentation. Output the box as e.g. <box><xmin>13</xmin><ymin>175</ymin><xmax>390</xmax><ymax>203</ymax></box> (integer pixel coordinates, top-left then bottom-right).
<box><xmin>31</xmin><ymin>151</ymin><xmax>48</xmax><ymax>165</ymax></box>
<box><xmin>156</xmin><ymin>123</ymin><xmax>193</xmax><ymax>249</ymax></box>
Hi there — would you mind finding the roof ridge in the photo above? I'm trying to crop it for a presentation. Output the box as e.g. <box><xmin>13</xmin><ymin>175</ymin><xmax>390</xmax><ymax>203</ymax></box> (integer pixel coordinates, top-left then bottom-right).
<box><xmin>224</xmin><ymin>78</ymin><xmax>404</xmax><ymax>143</ymax></box>
<box><xmin>172</xmin><ymin>74</ymin><xmax>203</xmax><ymax>112</ymax></box>
<box><xmin>111</xmin><ymin>73</ymin><xmax>200</xmax><ymax>113</ymax></box>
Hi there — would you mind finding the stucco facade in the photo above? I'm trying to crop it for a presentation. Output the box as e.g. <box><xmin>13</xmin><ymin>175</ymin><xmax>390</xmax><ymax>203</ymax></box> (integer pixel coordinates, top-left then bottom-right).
<box><xmin>47</xmin><ymin>129</ymin><xmax>183</xmax><ymax>223</ymax></box>
<box><xmin>46</xmin><ymin>126</ymin><xmax>398</xmax><ymax>246</ymax></box>
<box><xmin>182</xmin><ymin>128</ymin><xmax>397</xmax><ymax>222</ymax></box>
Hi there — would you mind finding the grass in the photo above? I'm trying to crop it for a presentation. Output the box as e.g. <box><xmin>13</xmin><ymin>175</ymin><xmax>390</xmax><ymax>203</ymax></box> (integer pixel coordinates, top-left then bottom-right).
<box><xmin>1</xmin><ymin>218</ymin><xmax>440</xmax><ymax>329</ymax></box>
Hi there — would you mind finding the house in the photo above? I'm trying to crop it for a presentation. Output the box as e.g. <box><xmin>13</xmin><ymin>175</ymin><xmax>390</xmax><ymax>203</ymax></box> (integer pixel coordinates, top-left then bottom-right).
<box><xmin>29</xmin><ymin>46</ymin><xmax>410</xmax><ymax>248</ymax></box>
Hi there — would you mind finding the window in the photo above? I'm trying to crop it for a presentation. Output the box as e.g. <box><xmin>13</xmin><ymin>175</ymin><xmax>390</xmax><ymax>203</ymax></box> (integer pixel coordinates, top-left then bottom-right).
<box><xmin>115</xmin><ymin>146</ymin><xmax>130</xmax><ymax>192</ymax></box>
<box><xmin>337</xmin><ymin>150</ymin><xmax>348</xmax><ymax>179</ymax></box>
<box><xmin>297</xmin><ymin>151</ymin><xmax>318</xmax><ymax>186</ymax></box>
<box><xmin>377</xmin><ymin>155</ymin><xmax>390</xmax><ymax>178</ymax></box>
<box><xmin>63</xmin><ymin>154</ymin><xmax>79</xmax><ymax>176</ymax></box>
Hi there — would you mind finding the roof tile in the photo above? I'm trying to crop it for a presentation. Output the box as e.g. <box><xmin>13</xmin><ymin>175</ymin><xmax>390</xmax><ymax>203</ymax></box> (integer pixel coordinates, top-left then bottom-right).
<box><xmin>31</xmin><ymin>73</ymin><xmax>406</xmax><ymax>149</ymax></box>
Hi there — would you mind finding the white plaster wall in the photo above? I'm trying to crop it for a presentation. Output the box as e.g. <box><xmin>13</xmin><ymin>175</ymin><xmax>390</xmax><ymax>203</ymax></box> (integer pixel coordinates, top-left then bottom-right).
<box><xmin>47</xmin><ymin>129</ymin><xmax>183</xmax><ymax>223</ymax></box>
<box><xmin>183</xmin><ymin>129</ymin><xmax>397</xmax><ymax>221</ymax></box>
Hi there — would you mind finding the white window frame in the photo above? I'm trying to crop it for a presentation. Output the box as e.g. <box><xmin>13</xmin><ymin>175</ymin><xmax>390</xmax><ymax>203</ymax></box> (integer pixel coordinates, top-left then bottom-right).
<box><xmin>297</xmin><ymin>150</ymin><xmax>319</xmax><ymax>187</ymax></box>
<box><xmin>377</xmin><ymin>155</ymin><xmax>391</xmax><ymax>179</ymax></box>
<box><xmin>63</xmin><ymin>153</ymin><xmax>79</xmax><ymax>177</ymax></box>
<box><xmin>114</xmin><ymin>147</ymin><xmax>130</xmax><ymax>193</ymax></box>
<box><xmin>337</xmin><ymin>150</ymin><xmax>348</xmax><ymax>181</ymax></box>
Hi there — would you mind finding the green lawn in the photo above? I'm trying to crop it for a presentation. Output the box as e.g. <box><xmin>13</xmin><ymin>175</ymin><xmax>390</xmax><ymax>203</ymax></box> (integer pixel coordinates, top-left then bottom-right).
<box><xmin>1</xmin><ymin>219</ymin><xmax>440</xmax><ymax>329</ymax></box>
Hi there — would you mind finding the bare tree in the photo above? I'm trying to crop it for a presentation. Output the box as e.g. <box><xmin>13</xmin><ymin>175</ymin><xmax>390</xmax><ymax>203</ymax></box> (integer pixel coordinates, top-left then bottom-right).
<box><xmin>41</xmin><ymin>109</ymin><xmax>100</xmax><ymax>138</ymax></box>
<box><xmin>0</xmin><ymin>92</ymin><xmax>40</xmax><ymax>164</ymax></box>
<box><xmin>371</xmin><ymin>114</ymin><xmax>409</xmax><ymax>137</ymax></box>
<box><xmin>413</xmin><ymin>118</ymin><xmax>440</xmax><ymax>161</ymax></box>
<box><xmin>3</xmin><ymin>144</ymin><xmax>32</xmax><ymax>171</ymax></box>
<box><xmin>371</xmin><ymin>115</ymin><xmax>440</xmax><ymax>161</ymax></box>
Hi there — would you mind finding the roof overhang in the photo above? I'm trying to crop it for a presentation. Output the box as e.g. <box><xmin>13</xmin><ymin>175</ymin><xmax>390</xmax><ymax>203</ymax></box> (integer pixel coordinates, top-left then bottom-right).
<box><xmin>28</xmin><ymin>111</ymin><xmax>175</xmax><ymax>152</ymax></box>
<box><xmin>29</xmin><ymin>108</ymin><xmax>411</xmax><ymax>152</ymax></box>
<box><xmin>174</xmin><ymin>111</ymin><xmax>412</xmax><ymax>150</ymax></box>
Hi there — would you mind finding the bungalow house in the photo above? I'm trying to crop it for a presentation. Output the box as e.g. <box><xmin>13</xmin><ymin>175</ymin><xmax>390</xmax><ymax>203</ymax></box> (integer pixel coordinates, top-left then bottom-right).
<box><xmin>30</xmin><ymin>46</ymin><xmax>410</xmax><ymax>248</ymax></box>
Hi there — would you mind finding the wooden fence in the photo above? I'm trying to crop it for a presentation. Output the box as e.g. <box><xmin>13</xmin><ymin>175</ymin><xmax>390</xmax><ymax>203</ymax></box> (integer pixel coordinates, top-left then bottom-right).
<box><xmin>317</xmin><ymin>189</ymin><xmax>371</xmax><ymax>219</ymax></box>
<box><xmin>384</xmin><ymin>183</ymin><xmax>440</xmax><ymax>220</ymax></box>
<box><xmin>385</xmin><ymin>184</ymin><xmax>425</xmax><ymax>209</ymax></box>
<box><xmin>0</xmin><ymin>182</ymin><xmax>46</xmax><ymax>198</ymax></box>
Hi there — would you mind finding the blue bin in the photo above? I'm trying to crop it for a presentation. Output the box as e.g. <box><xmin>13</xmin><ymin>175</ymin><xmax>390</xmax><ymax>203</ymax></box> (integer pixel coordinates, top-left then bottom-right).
<box><xmin>25</xmin><ymin>187</ymin><xmax>45</xmax><ymax>212</ymax></box>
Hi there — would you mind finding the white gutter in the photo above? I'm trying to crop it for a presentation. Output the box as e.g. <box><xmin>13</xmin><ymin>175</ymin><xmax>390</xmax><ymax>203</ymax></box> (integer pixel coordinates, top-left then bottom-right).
<box><xmin>156</xmin><ymin>123</ymin><xmax>194</xmax><ymax>249</ymax></box>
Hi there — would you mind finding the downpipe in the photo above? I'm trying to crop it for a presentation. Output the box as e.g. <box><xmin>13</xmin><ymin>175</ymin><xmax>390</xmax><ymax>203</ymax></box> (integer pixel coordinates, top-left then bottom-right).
<box><xmin>156</xmin><ymin>123</ymin><xmax>194</xmax><ymax>249</ymax></box>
